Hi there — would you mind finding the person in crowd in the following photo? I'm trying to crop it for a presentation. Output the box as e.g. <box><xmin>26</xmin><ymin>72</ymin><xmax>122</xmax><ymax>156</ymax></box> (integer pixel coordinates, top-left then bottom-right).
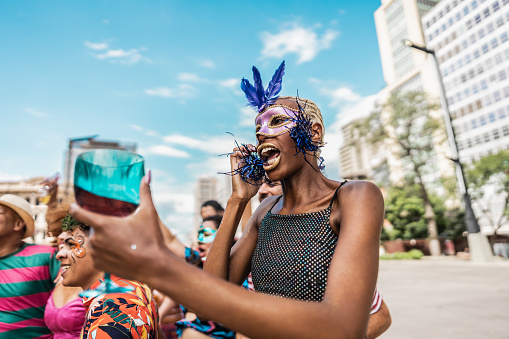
<box><xmin>56</xmin><ymin>214</ymin><xmax>159</xmax><ymax>339</ymax></box>
<box><xmin>200</xmin><ymin>201</ymin><xmax>224</xmax><ymax>220</ymax></box>
<box><xmin>175</xmin><ymin>214</ymin><xmax>236</xmax><ymax>339</ymax></box>
<box><xmin>255</xmin><ymin>182</ymin><xmax>392</xmax><ymax>339</ymax></box>
<box><xmin>44</xmin><ymin>201</ymin><xmax>86</xmax><ymax>339</ymax></box>
<box><xmin>0</xmin><ymin>194</ymin><xmax>59</xmax><ymax>338</ymax></box>
<box><xmin>70</xmin><ymin>62</ymin><xmax>387</xmax><ymax>339</ymax></box>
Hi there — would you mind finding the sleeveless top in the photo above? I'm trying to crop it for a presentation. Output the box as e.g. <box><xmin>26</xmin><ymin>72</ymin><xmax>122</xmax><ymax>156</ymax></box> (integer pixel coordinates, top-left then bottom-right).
<box><xmin>44</xmin><ymin>292</ymin><xmax>86</xmax><ymax>339</ymax></box>
<box><xmin>251</xmin><ymin>181</ymin><xmax>346</xmax><ymax>302</ymax></box>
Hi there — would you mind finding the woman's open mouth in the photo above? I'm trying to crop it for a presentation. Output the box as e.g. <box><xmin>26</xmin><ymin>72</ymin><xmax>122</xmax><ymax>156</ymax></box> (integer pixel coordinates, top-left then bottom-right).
<box><xmin>258</xmin><ymin>143</ymin><xmax>281</xmax><ymax>171</ymax></box>
<box><xmin>61</xmin><ymin>264</ymin><xmax>70</xmax><ymax>276</ymax></box>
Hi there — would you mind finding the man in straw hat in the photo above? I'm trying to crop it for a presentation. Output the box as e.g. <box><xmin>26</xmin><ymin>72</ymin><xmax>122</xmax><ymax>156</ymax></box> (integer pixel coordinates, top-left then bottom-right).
<box><xmin>0</xmin><ymin>194</ymin><xmax>60</xmax><ymax>338</ymax></box>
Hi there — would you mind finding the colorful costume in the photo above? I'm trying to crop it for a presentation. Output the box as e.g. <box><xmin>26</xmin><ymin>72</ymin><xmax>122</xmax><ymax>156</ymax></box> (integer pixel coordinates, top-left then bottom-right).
<box><xmin>80</xmin><ymin>276</ymin><xmax>158</xmax><ymax>339</ymax></box>
<box><xmin>0</xmin><ymin>243</ymin><xmax>59</xmax><ymax>339</ymax></box>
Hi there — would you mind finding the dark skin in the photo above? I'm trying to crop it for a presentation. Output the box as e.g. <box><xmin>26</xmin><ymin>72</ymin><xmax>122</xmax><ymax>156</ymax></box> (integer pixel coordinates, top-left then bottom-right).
<box><xmin>0</xmin><ymin>205</ymin><xmax>26</xmax><ymax>257</ymax></box>
<box><xmin>70</xmin><ymin>99</ymin><xmax>384</xmax><ymax>339</ymax></box>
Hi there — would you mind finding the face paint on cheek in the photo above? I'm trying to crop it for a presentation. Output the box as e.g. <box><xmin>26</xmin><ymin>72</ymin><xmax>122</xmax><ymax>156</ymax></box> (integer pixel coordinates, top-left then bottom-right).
<box><xmin>70</xmin><ymin>235</ymin><xmax>87</xmax><ymax>259</ymax></box>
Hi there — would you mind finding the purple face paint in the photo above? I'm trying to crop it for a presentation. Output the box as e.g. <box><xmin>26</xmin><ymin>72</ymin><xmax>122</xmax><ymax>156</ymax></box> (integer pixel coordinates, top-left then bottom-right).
<box><xmin>255</xmin><ymin>105</ymin><xmax>299</xmax><ymax>138</ymax></box>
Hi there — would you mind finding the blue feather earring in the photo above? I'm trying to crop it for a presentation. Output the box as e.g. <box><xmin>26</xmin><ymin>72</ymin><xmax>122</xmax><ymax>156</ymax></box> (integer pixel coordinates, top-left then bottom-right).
<box><xmin>288</xmin><ymin>97</ymin><xmax>325</xmax><ymax>171</ymax></box>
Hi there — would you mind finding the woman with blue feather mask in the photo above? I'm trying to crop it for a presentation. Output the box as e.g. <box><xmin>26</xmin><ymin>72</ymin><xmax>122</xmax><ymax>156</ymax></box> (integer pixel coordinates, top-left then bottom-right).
<box><xmin>69</xmin><ymin>61</ymin><xmax>389</xmax><ymax>339</ymax></box>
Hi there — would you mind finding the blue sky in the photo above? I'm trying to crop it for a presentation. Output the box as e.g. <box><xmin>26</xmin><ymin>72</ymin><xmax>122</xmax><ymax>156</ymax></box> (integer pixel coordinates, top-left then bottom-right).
<box><xmin>1</xmin><ymin>0</ymin><xmax>385</xmax><ymax>237</ymax></box>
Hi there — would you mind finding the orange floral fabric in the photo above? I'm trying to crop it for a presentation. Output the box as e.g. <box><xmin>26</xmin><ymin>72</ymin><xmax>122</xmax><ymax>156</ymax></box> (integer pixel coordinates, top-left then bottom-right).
<box><xmin>80</xmin><ymin>276</ymin><xmax>158</xmax><ymax>339</ymax></box>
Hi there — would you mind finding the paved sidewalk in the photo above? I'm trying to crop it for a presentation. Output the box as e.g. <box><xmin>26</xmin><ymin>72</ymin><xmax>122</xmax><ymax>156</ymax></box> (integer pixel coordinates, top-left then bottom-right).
<box><xmin>377</xmin><ymin>257</ymin><xmax>509</xmax><ymax>339</ymax></box>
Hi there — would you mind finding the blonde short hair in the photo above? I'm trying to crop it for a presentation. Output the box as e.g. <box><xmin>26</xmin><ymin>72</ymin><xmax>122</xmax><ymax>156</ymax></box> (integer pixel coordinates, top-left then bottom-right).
<box><xmin>279</xmin><ymin>96</ymin><xmax>325</xmax><ymax>146</ymax></box>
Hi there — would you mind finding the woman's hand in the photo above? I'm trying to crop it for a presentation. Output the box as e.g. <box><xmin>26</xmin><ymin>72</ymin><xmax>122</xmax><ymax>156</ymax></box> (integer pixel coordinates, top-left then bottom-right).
<box><xmin>69</xmin><ymin>172</ymin><xmax>169</xmax><ymax>282</ymax></box>
<box><xmin>230</xmin><ymin>145</ymin><xmax>261</xmax><ymax>201</ymax></box>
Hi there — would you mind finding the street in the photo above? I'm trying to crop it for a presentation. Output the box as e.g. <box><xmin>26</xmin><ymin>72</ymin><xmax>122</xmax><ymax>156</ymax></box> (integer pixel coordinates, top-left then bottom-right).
<box><xmin>377</xmin><ymin>258</ymin><xmax>509</xmax><ymax>339</ymax></box>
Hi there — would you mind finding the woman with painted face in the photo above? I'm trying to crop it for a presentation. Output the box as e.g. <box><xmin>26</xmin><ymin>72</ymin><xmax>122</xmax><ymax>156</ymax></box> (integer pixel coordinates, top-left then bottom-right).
<box><xmin>70</xmin><ymin>62</ymin><xmax>385</xmax><ymax>339</ymax></box>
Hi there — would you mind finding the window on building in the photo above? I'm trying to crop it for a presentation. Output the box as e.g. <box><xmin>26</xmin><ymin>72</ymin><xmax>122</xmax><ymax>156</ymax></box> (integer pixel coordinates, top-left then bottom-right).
<box><xmin>466</xmin><ymin>54</ymin><xmax>472</xmax><ymax>64</ymax></box>
<box><xmin>487</xmin><ymin>23</ymin><xmax>494</xmax><ymax>33</ymax></box>
<box><xmin>496</xmin><ymin>16</ymin><xmax>504</xmax><ymax>27</ymax></box>
<box><xmin>464</xmin><ymin>6</ymin><xmax>470</xmax><ymax>15</ymax></box>
<box><xmin>475</xmin><ymin>14</ymin><xmax>482</xmax><ymax>23</ymax></box>
<box><xmin>501</xmin><ymin>32</ymin><xmax>508</xmax><ymax>43</ymax></box>
<box><xmin>472</xmin><ymin>119</ymin><xmax>478</xmax><ymax>130</ymax></box>
<box><xmin>483</xmin><ymin>8</ymin><xmax>491</xmax><ymax>18</ymax></box>
<box><xmin>477</xmin><ymin>64</ymin><xmax>484</xmax><ymax>74</ymax></box>
<box><xmin>470</xmin><ymin>34</ymin><xmax>476</xmax><ymax>43</ymax></box>
<box><xmin>469</xmin><ymin>69</ymin><xmax>475</xmax><ymax>78</ymax></box>
<box><xmin>461</xmin><ymin>74</ymin><xmax>467</xmax><ymax>83</ymax></box>
<box><xmin>493</xmin><ymin>130</ymin><xmax>500</xmax><ymax>139</ymax></box>
<box><xmin>493</xmin><ymin>1</ymin><xmax>500</xmax><ymax>11</ymax></box>
<box><xmin>474</xmin><ymin>49</ymin><xmax>480</xmax><ymax>58</ymax></box>
<box><xmin>489</xmin><ymin>112</ymin><xmax>496</xmax><ymax>122</ymax></box>
<box><xmin>469</xmin><ymin>103</ymin><xmax>474</xmax><ymax>112</ymax></box>
<box><xmin>504</xmin><ymin>86</ymin><xmax>509</xmax><ymax>98</ymax></box>
<box><xmin>495</xmin><ymin>53</ymin><xmax>503</xmax><ymax>64</ymax></box>
<box><xmin>426</xmin><ymin>21</ymin><xmax>430</xmax><ymax>29</ymax></box>
<box><xmin>481</xmin><ymin>116</ymin><xmax>487</xmax><ymax>125</ymax></box>
<box><xmin>478</xmin><ymin>28</ymin><xmax>485</xmax><ymax>38</ymax></box>
<box><xmin>482</xmin><ymin>43</ymin><xmax>489</xmax><ymax>54</ymax></box>
<box><xmin>494</xmin><ymin>91</ymin><xmax>502</xmax><ymax>102</ymax></box>
<box><xmin>458</xmin><ymin>140</ymin><xmax>464</xmax><ymax>150</ymax></box>
<box><xmin>472</xmin><ymin>0</ymin><xmax>478</xmax><ymax>8</ymax></box>
<box><xmin>485</xmin><ymin>95</ymin><xmax>492</xmax><ymax>105</ymax></box>
<box><xmin>498</xmin><ymin>107</ymin><xmax>506</xmax><ymax>118</ymax></box>
<box><xmin>484</xmin><ymin>133</ymin><xmax>491</xmax><ymax>142</ymax></box>
<box><xmin>456</xmin><ymin>12</ymin><xmax>462</xmax><ymax>21</ymax></box>
<box><xmin>446</xmin><ymin>4</ymin><xmax>451</xmax><ymax>12</ymax></box>
<box><xmin>473</xmin><ymin>84</ymin><xmax>479</xmax><ymax>93</ymax></box>
<box><xmin>500</xmin><ymin>70</ymin><xmax>507</xmax><ymax>80</ymax></box>
<box><xmin>503</xmin><ymin>0</ymin><xmax>509</xmax><ymax>5</ymax></box>
<box><xmin>491</xmin><ymin>38</ymin><xmax>499</xmax><ymax>49</ymax></box>
<box><xmin>458</xmin><ymin>59</ymin><xmax>464</xmax><ymax>68</ymax></box>
<box><xmin>476</xmin><ymin>99</ymin><xmax>483</xmax><ymax>109</ymax></box>
<box><xmin>467</xmin><ymin>139</ymin><xmax>473</xmax><ymax>147</ymax></box>
<box><xmin>502</xmin><ymin>125</ymin><xmax>509</xmax><ymax>137</ymax></box>
<box><xmin>465</xmin><ymin>88</ymin><xmax>470</xmax><ymax>96</ymax></box>
<box><xmin>481</xmin><ymin>79</ymin><xmax>488</xmax><ymax>89</ymax></box>
<box><xmin>449</xmin><ymin>18</ymin><xmax>454</xmax><ymax>27</ymax></box>
<box><xmin>475</xmin><ymin>136</ymin><xmax>482</xmax><ymax>144</ymax></box>
<box><xmin>489</xmin><ymin>73</ymin><xmax>497</xmax><ymax>82</ymax></box>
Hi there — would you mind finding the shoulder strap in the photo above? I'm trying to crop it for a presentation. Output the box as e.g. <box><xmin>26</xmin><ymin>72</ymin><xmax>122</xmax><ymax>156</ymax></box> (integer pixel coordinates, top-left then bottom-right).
<box><xmin>328</xmin><ymin>180</ymin><xmax>348</xmax><ymax>209</ymax></box>
<box><xmin>268</xmin><ymin>195</ymin><xmax>283</xmax><ymax>213</ymax></box>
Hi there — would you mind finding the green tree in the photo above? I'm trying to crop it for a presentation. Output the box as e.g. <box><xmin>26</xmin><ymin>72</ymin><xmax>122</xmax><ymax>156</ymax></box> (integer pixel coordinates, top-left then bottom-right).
<box><xmin>466</xmin><ymin>150</ymin><xmax>509</xmax><ymax>235</ymax></box>
<box><xmin>384</xmin><ymin>185</ymin><xmax>463</xmax><ymax>241</ymax></box>
<box><xmin>357</xmin><ymin>91</ymin><xmax>444</xmax><ymax>255</ymax></box>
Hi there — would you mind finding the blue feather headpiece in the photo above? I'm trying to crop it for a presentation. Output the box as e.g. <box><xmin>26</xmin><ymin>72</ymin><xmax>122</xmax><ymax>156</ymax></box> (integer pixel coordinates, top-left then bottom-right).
<box><xmin>241</xmin><ymin>61</ymin><xmax>285</xmax><ymax>112</ymax></box>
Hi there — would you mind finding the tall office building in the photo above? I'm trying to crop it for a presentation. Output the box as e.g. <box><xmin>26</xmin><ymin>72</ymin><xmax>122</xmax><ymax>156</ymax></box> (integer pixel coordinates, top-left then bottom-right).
<box><xmin>422</xmin><ymin>0</ymin><xmax>509</xmax><ymax>163</ymax></box>
<box><xmin>422</xmin><ymin>0</ymin><xmax>509</xmax><ymax>234</ymax></box>
<box><xmin>371</xmin><ymin>0</ymin><xmax>455</xmax><ymax>191</ymax></box>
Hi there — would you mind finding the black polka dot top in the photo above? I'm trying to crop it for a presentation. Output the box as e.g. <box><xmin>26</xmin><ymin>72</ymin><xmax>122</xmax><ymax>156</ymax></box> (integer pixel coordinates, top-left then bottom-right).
<box><xmin>251</xmin><ymin>181</ymin><xmax>346</xmax><ymax>302</ymax></box>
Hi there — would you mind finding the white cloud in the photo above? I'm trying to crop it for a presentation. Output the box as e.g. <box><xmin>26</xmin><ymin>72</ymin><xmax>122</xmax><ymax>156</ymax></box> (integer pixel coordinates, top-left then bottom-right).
<box><xmin>199</xmin><ymin>59</ymin><xmax>215</xmax><ymax>68</ymax></box>
<box><xmin>320</xmin><ymin>86</ymin><xmax>362</xmax><ymax>107</ymax></box>
<box><xmin>163</xmin><ymin>134</ymin><xmax>235</xmax><ymax>155</ymax></box>
<box><xmin>239</xmin><ymin>106</ymin><xmax>256</xmax><ymax>127</ymax></box>
<box><xmin>25</xmin><ymin>108</ymin><xmax>49</xmax><ymax>118</ymax></box>
<box><xmin>84</xmin><ymin>41</ymin><xmax>108</xmax><ymax>50</ymax></box>
<box><xmin>261</xmin><ymin>24</ymin><xmax>339</xmax><ymax>64</ymax></box>
<box><xmin>85</xmin><ymin>41</ymin><xmax>150</xmax><ymax>64</ymax></box>
<box><xmin>144</xmin><ymin>145</ymin><xmax>190</xmax><ymax>158</ymax></box>
<box><xmin>144</xmin><ymin>84</ymin><xmax>196</xmax><ymax>99</ymax></box>
<box><xmin>177</xmin><ymin>73</ymin><xmax>208</xmax><ymax>83</ymax></box>
<box><xmin>130</xmin><ymin>124</ymin><xmax>143</xmax><ymax>132</ymax></box>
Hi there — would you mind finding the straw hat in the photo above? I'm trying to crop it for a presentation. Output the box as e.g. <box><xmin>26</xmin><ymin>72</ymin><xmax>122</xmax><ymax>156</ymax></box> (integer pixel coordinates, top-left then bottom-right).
<box><xmin>0</xmin><ymin>194</ymin><xmax>35</xmax><ymax>238</ymax></box>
